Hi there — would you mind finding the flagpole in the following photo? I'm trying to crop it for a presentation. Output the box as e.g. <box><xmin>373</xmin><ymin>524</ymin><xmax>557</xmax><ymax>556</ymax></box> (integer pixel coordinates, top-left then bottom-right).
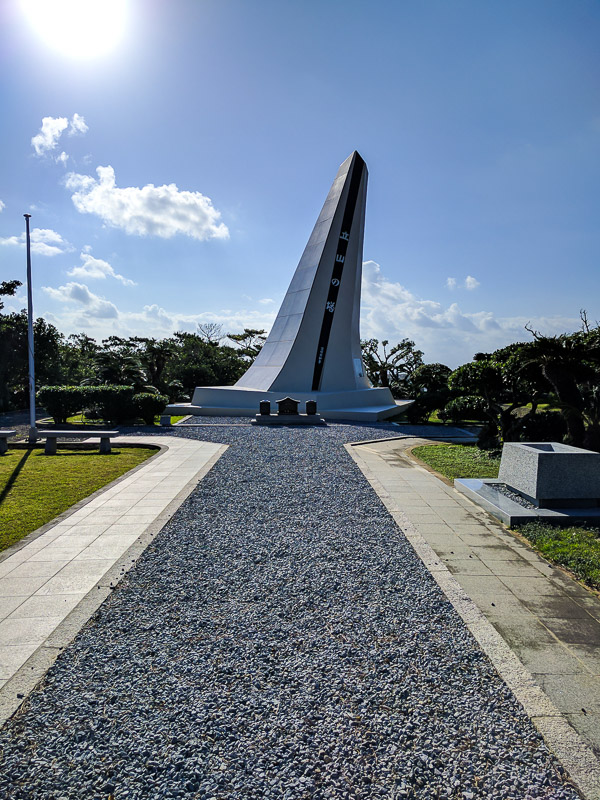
<box><xmin>24</xmin><ymin>214</ymin><xmax>37</xmax><ymax>444</ymax></box>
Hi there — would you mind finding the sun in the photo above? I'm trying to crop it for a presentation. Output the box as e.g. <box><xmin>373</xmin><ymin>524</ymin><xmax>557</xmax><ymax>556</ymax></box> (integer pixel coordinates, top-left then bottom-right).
<box><xmin>20</xmin><ymin>0</ymin><xmax>127</xmax><ymax>60</ymax></box>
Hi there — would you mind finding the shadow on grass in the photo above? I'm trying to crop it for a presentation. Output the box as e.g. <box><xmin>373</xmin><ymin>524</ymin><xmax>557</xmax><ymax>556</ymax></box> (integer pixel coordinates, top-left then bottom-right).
<box><xmin>33</xmin><ymin>450</ymin><xmax>123</xmax><ymax>457</ymax></box>
<box><xmin>0</xmin><ymin>448</ymin><xmax>124</xmax><ymax>506</ymax></box>
<box><xmin>0</xmin><ymin>448</ymin><xmax>33</xmax><ymax>507</ymax></box>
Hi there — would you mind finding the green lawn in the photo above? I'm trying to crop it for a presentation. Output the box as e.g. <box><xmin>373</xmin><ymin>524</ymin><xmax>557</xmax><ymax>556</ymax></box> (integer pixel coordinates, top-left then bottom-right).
<box><xmin>517</xmin><ymin>522</ymin><xmax>600</xmax><ymax>590</ymax></box>
<box><xmin>0</xmin><ymin>446</ymin><xmax>156</xmax><ymax>552</ymax></box>
<box><xmin>411</xmin><ymin>443</ymin><xmax>500</xmax><ymax>480</ymax></box>
<box><xmin>60</xmin><ymin>414</ymin><xmax>186</xmax><ymax>425</ymax></box>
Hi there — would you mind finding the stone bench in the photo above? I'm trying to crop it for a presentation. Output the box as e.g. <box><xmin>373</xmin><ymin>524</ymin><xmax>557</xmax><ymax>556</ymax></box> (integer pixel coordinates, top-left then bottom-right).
<box><xmin>41</xmin><ymin>430</ymin><xmax>119</xmax><ymax>455</ymax></box>
<box><xmin>0</xmin><ymin>430</ymin><xmax>16</xmax><ymax>455</ymax></box>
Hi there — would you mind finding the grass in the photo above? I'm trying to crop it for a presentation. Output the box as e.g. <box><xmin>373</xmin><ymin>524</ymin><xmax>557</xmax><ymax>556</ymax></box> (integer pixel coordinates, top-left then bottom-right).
<box><xmin>0</xmin><ymin>445</ymin><xmax>156</xmax><ymax>552</ymax></box>
<box><xmin>59</xmin><ymin>414</ymin><xmax>186</xmax><ymax>426</ymax></box>
<box><xmin>65</xmin><ymin>413</ymin><xmax>103</xmax><ymax>424</ymax></box>
<box><xmin>391</xmin><ymin>409</ymin><xmax>483</xmax><ymax>425</ymax></box>
<box><xmin>411</xmin><ymin>443</ymin><xmax>500</xmax><ymax>480</ymax></box>
<box><xmin>517</xmin><ymin>522</ymin><xmax>600</xmax><ymax>590</ymax></box>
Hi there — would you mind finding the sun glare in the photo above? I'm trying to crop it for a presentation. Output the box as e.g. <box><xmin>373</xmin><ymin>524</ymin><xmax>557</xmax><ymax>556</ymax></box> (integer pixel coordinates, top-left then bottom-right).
<box><xmin>20</xmin><ymin>0</ymin><xmax>127</xmax><ymax>60</ymax></box>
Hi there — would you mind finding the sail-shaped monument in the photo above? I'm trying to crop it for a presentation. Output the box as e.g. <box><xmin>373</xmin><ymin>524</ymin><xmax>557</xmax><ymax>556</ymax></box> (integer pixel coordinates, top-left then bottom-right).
<box><xmin>164</xmin><ymin>152</ymin><xmax>403</xmax><ymax>421</ymax></box>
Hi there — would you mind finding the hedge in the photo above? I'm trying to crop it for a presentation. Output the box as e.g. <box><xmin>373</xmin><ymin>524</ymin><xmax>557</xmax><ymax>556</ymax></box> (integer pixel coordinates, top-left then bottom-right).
<box><xmin>37</xmin><ymin>385</ymin><xmax>168</xmax><ymax>425</ymax></box>
<box><xmin>36</xmin><ymin>385</ymin><xmax>91</xmax><ymax>425</ymax></box>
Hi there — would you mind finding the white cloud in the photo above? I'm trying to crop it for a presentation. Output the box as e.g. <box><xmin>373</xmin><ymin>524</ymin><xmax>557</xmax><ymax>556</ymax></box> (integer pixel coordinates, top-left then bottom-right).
<box><xmin>259</xmin><ymin>297</ymin><xmax>274</xmax><ymax>304</ymax></box>
<box><xmin>68</xmin><ymin>113</ymin><xmax>88</xmax><ymax>136</ymax></box>
<box><xmin>0</xmin><ymin>199</ymin><xmax>5</xmax><ymax>212</ymax></box>
<box><xmin>65</xmin><ymin>165</ymin><xmax>229</xmax><ymax>240</ymax></box>
<box><xmin>31</xmin><ymin>116</ymin><xmax>68</xmax><ymax>156</ymax></box>
<box><xmin>360</xmin><ymin>260</ymin><xmax>578</xmax><ymax>367</ymax></box>
<box><xmin>67</xmin><ymin>250</ymin><xmax>136</xmax><ymax>286</ymax></box>
<box><xmin>0</xmin><ymin>227</ymin><xmax>73</xmax><ymax>256</ymax></box>
<box><xmin>40</xmin><ymin>297</ymin><xmax>277</xmax><ymax>341</ymax></box>
<box><xmin>31</xmin><ymin>114</ymin><xmax>88</xmax><ymax>157</ymax></box>
<box><xmin>465</xmin><ymin>275</ymin><xmax>480</xmax><ymax>290</ymax></box>
<box><xmin>446</xmin><ymin>277</ymin><xmax>456</xmax><ymax>289</ymax></box>
<box><xmin>43</xmin><ymin>282</ymin><xmax>118</xmax><ymax>319</ymax></box>
<box><xmin>56</xmin><ymin>151</ymin><xmax>69</xmax><ymax>167</ymax></box>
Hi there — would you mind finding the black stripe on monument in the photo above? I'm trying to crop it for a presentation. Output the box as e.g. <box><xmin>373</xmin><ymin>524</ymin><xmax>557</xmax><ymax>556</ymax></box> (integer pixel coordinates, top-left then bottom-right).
<box><xmin>311</xmin><ymin>156</ymin><xmax>364</xmax><ymax>392</ymax></box>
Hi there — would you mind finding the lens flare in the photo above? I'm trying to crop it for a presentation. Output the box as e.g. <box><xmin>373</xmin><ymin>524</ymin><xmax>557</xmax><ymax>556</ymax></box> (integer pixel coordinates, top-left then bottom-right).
<box><xmin>20</xmin><ymin>0</ymin><xmax>127</xmax><ymax>59</ymax></box>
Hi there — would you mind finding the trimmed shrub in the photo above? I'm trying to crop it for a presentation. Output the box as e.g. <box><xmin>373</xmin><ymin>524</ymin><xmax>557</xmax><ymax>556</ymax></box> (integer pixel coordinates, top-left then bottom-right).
<box><xmin>37</xmin><ymin>385</ymin><xmax>139</xmax><ymax>425</ymax></box>
<box><xmin>37</xmin><ymin>386</ymin><xmax>91</xmax><ymax>425</ymax></box>
<box><xmin>133</xmin><ymin>393</ymin><xmax>169</xmax><ymax>425</ymax></box>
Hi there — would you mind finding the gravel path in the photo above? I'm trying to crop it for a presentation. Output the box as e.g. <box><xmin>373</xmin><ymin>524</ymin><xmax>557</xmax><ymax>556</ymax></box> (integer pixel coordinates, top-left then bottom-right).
<box><xmin>0</xmin><ymin>422</ymin><xmax>580</xmax><ymax>799</ymax></box>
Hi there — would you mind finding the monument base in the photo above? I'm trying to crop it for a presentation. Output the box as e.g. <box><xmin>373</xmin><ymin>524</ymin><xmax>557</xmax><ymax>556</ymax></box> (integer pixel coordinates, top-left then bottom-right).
<box><xmin>252</xmin><ymin>413</ymin><xmax>326</xmax><ymax>426</ymax></box>
<box><xmin>164</xmin><ymin>386</ymin><xmax>408</xmax><ymax>422</ymax></box>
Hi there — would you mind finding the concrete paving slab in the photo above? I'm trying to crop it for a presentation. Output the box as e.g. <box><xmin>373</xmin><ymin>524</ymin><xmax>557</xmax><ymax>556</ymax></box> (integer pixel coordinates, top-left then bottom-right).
<box><xmin>569</xmin><ymin>645</ymin><xmax>600</xmax><ymax>675</ymax></box>
<box><xmin>542</xmin><ymin>616</ymin><xmax>600</xmax><ymax>646</ymax></box>
<box><xmin>574</xmin><ymin>597</ymin><xmax>600</xmax><ymax>623</ymax></box>
<box><xmin>0</xmin><ymin>596</ymin><xmax>29</xmax><ymax>621</ymax></box>
<box><xmin>33</xmin><ymin>561</ymin><xmax>117</xmax><ymax>595</ymax></box>
<box><xmin>499</xmin><ymin>574</ymin><xmax>566</xmax><ymax>597</ymax></box>
<box><xmin>0</xmin><ymin>616</ymin><xmax>64</xmax><ymax>646</ymax></box>
<box><xmin>452</xmin><ymin>573</ymin><xmax>515</xmax><ymax>598</ymax></box>
<box><xmin>517</xmin><ymin>643</ymin><xmax>591</xmax><ymax>675</ymax></box>
<box><xmin>0</xmin><ymin>644</ymin><xmax>38</xmax><ymax>679</ymax></box>
<box><xmin>0</xmin><ymin>576</ymin><xmax>50</xmax><ymax>596</ymax></box>
<box><xmin>9</xmin><ymin>594</ymin><xmax>85</xmax><ymax>619</ymax></box>
<box><xmin>0</xmin><ymin>434</ymin><xmax>227</xmax><ymax>720</ymax></box>
<box><xmin>6</xmin><ymin>559</ymin><xmax>72</xmax><ymax>579</ymax></box>
<box><xmin>535</xmin><ymin>673</ymin><xmax>600</xmax><ymax>713</ymax></box>
<box><xmin>521</xmin><ymin>595</ymin><xmax>594</xmax><ymax>619</ymax></box>
<box><xmin>482</xmin><ymin>559</ymin><xmax>547</xmax><ymax>578</ymax></box>
<box><xmin>26</xmin><ymin>546</ymin><xmax>88</xmax><ymax>562</ymax></box>
<box><xmin>565</xmin><ymin>713</ymin><xmax>600</xmax><ymax>758</ymax></box>
<box><xmin>492</xmin><ymin>616</ymin><xmax>559</xmax><ymax>648</ymax></box>
<box><xmin>444</xmin><ymin>557</ymin><xmax>494</xmax><ymax>576</ymax></box>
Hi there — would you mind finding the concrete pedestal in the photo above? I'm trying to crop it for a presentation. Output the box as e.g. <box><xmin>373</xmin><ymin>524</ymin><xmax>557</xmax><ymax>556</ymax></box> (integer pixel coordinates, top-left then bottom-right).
<box><xmin>164</xmin><ymin>387</ymin><xmax>409</xmax><ymax>422</ymax></box>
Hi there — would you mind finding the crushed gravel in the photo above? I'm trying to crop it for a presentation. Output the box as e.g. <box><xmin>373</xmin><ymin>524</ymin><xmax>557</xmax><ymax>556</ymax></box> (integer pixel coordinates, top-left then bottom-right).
<box><xmin>0</xmin><ymin>421</ymin><xmax>581</xmax><ymax>799</ymax></box>
<box><xmin>494</xmin><ymin>483</ymin><xmax>537</xmax><ymax>509</ymax></box>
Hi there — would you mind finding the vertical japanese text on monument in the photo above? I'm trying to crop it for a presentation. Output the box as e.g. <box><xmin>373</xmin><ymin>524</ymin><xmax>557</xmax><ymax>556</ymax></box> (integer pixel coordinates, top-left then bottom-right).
<box><xmin>312</xmin><ymin>156</ymin><xmax>365</xmax><ymax>390</ymax></box>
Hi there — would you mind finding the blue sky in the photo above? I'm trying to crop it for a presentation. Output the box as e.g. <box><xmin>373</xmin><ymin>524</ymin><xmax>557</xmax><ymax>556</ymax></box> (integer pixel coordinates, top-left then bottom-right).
<box><xmin>1</xmin><ymin>0</ymin><xmax>599</xmax><ymax>367</ymax></box>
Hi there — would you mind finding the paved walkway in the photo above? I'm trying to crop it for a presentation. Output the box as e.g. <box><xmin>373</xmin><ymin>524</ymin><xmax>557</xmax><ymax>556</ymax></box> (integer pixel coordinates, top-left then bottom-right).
<box><xmin>0</xmin><ymin>434</ymin><xmax>226</xmax><ymax>724</ymax></box>
<box><xmin>349</xmin><ymin>435</ymin><xmax>600</xmax><ymax>799</ymax></box>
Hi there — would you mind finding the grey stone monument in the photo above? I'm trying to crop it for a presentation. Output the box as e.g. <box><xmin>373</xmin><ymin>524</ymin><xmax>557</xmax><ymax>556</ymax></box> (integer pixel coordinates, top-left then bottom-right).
<box><xmin>164</xmin><ymin>152</ymin><xmax>406</xmax><ymax>421</ymax></box>
<box><xmin>455</xmin><ymin>441</ymin><xmax>600</xmax><ymax>525</ymax></box>
<box><xmin>498</xmin><ymin>441</ymin><xmax>600</xmax><ymax>508</ymax></box>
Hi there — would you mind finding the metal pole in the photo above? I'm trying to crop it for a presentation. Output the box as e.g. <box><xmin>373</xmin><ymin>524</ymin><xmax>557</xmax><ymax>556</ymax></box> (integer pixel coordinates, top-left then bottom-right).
<box><xmin>24</xmin><ymin>214</ymin><xmax>37</xmax><ymax>444</ymax></box>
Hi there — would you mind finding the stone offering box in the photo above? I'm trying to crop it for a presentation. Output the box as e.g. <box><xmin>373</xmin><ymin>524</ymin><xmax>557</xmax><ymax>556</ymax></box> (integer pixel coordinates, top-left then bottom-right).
<box><xmin>252</xmin><ymin>397</ymin><xmax>326</xmax><ymax>426</ymax></box>
<box><xmin>455</xmin><ymin>441</ymin><xmax>600</xmax><ymax>526</ymax></box>
<box><xmin>499</xmin><ymin>442</ymin><xmax>600</xmax><ymax>508</ymax></box>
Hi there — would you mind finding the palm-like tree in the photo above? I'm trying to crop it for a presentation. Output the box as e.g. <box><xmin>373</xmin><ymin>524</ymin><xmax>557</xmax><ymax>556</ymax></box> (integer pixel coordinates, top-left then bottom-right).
<box><xmin>82</xmin><ymin>351</ymin><xmax>149</xmax><ymax>391</ymax></box>
<box><xmin>523</xmin><ymin>330</ymin><xmax>600</xmax><ymax>446</ymax></box>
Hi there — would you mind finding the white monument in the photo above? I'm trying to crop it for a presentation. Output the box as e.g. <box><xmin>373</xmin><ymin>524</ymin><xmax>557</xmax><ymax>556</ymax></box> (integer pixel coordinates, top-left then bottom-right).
<box><xmin>164</xmin><ymin>152</ymin><xmax>404</xmax><ymax>421</ymax></box>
